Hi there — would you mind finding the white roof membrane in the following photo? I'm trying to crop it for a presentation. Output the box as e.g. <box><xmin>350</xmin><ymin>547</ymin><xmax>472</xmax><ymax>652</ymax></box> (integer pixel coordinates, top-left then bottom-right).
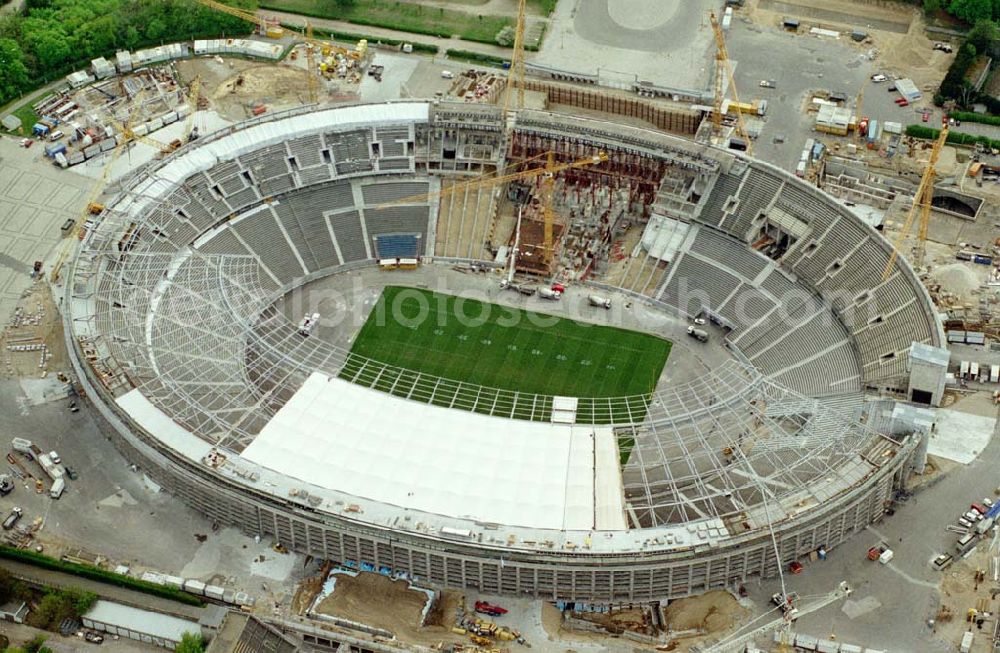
<box><xmin>242</xmin><ymin>373</ymin><xmax>627</xmax><ymax>531</ymax></box>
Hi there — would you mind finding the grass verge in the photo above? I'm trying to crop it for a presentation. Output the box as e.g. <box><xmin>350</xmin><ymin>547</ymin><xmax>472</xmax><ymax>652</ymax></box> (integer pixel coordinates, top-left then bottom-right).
<box><xmin>261</xmin><ymin>0</ymin><xmax>514</xmax><ymax>44</ymax></box>
<box><xmin>0</xmin><ymin>545</ymin><xmax>204</xmax><ymax>606</ymax></box>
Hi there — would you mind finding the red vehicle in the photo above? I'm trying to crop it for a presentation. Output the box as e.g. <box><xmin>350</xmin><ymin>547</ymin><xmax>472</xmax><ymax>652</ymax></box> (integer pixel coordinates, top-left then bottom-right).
<box><xmin>474</xmin><ymin>601</ymin><xmax>508</xmax><ymax>616</ymax></box>
<box><xmin>551</xmin><ymin>283</ymin><xmax>565</xmax><ymax>293</ymax></box>
<box><xmin>922</xmin><ymin>110</ymin><xmax>930</xmax><ymax>122</ymax></box>
<box><xmin>972</xmin><ymin>502</ymin><xmax>988</xmax><ymax>515</ymax></box>
<box><xmin>895</xmin><ymin>98</ymin><xmax>909</xmax><ymax>107</ymax></box>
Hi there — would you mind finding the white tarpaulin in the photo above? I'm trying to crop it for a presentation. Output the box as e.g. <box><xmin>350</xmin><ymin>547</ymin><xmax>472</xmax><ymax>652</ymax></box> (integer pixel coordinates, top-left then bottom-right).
<box><xmin>242</xmin><ymin>373</ymin><xmax>627</xmax><ymax>531</ymax></box>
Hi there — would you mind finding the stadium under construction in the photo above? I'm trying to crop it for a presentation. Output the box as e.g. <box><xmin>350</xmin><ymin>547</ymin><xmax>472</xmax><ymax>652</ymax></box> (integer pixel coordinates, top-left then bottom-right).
<box><xmin>64</xmin><ymin>100</ymin><xmax>943</xmax><ymax>603</ymax></box>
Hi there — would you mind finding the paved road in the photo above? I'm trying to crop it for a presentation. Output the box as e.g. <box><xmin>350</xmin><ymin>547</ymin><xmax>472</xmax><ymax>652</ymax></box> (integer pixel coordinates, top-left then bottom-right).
<box><xmin>1</xmin><ymin>559</ymin><xmax>205</xmax><ymax>620</ymax></box>
<box><xmin>2</xmin><ymin>622</ymin><xmax>161</xmax><ymax>653</ymax></box>
<box><xmin>755</xmin><ymin>398</ymin><xmax>1000</xmax><ymax>651</ymax></box>
<box><xmin>261</xmin><ymin>8</ymin><xmax>516</xmax><ymax>58</ymax></box>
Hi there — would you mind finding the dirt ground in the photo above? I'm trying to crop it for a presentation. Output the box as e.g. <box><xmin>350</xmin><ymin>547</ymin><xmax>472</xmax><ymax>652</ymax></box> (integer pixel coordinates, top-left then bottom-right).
<box><xmin>313</xmin><ymin>572</ymin><xmax>465</xmax><ymax>647</ymax></box>
<box><xmin>661</xmin><ymin>590</ymin><xmax>751</xmax><ymax>651</ymax></box>
<box><xmin>749</xmin><ymin>0</ymin><xmax>952</xmax><ymax>91</ymax></box>
<box><xmin>176</xmin><ymin>57</ymin><xmax>337</xmax><ymax>122</ymax></box>
<box><xmin>935</xmin><ymin>542</ymin><xmax>997</xmax><ymax>650</ymax></box>
<box><xmin>1</xmin><ymin>280</ymin><xmax>68</xmax><ymax>379</ymax></box>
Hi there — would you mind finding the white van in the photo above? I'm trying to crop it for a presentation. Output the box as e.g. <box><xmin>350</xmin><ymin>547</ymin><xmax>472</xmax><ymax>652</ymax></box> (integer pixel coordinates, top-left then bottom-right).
<box><xmin>48</xmin><ymin>130</ymin><xmax>64</xmax><ymax>142</ymax></box>
<box><xmin>440</xmin><ymin>71</ymin><xmax>454</xmax><ymax>79</ymax></box>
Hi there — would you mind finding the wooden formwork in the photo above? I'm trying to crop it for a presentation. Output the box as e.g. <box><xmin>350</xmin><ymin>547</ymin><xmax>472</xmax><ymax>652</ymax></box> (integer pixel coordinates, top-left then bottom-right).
<box><xmin>522</xmin><ymin>80</ymin><xmax>701</xmax><ymax>135</ymax></box>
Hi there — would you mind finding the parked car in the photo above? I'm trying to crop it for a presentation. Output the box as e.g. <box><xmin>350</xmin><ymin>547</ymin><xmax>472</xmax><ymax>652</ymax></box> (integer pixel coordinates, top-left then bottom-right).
<box><xmin>871</xmin><ymin>73</ymin><xmax>888</xmax><ymax>82</ymax></box>
<box><xmin>932</xmin><ymin>554</ymin><xmax>954</xmax><ymax>570</ymax></box>
<box><xmin>983</xmin><ymin>498</ymin><xmax>994</xmax><ymax>509</ymax></box>
<box><xmin>2</xmin><ymin>507</ymin><xmax>23</xmax><ymax>530</ymax></box>
<box><xmin>65</xmin><ymin>466</ymin><xmax>78</xmax><ymax>481</ymax></box>
<box><xmin>922</xmin><ymin>110</ymin><xmax>930</xmax><ymax>122</ymax></box>
<box><xmin>959</xmin><ymin>517</ymin><xmax>973</xmax><ymax>528</ymax></box>
<box><xmin>934</xmin><ymin>42</ymin><xmax>953</xmax><ymax>53</ymax></box>
<box><xmin>759</xmin><ymin>80</ymin><xmax>776</xmax><ymax>88</ymax></box>
<box><xmin>49</xmin><ymin>451</ymin><xmax>61</xmax><ymax>464</ymax></box>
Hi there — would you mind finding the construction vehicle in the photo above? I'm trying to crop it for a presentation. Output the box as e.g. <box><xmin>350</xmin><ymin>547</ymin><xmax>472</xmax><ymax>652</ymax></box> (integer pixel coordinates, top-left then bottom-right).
<box><xmin>867</xmin><ymin>543</ymin><xmax>894</xmax><ymax>563</ymax></box>
<box><xmin>2</xmin><ymin>507</ymin><xmax>23</xmax><ymax>530</ymax></box>
<box><xmin>538</xmin><ymin>287</ymin><xmax>561</xmax><ymax>300</ymax></box>
<box><xmin>709</xmin><ymin>10</ymin><xmax>753</xmax><ymax>154</ymax></box>
<box><xmin>882</xmin><ymin>118</ymin><xmax>949</xmax><ymax>280</ymax></box>
<box><xmin>687</xmin><ymin>326</ymin><xmax>709</xmax><ymax>343</ymax></box>
<box><xmin>474</xmin><ymin>601</ymin><xmax>508</xmax><ymax>617</ymax></box>
<box><xmin>588</xmin><ymin>294</ymin><xmax>612</xmax><ymax>309</ymax></box>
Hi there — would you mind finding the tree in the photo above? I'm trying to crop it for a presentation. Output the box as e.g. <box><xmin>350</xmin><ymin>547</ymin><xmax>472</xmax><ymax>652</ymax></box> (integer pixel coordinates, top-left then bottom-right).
<box><xmin>145</xmin><ymin>17</ymin><xmax>167</xmax><ymax>42</ymax></box>
<box><xmin>174</xmin><ymin>632</ymin><xmax>205</xmax><ymax>653</ymax></box>
<box><xmin>925</xmin><ymin>0</ymin><xmax>942</xmax><ymax>14</ymax></box>
<box><xmin>967</xmin><ymin>18</ymin><xmax>999</xmax><ymax>55</ymax></box>
<box><xmin>949</xmin><ymin>0</ymin><xmax>993</xmax><ymax>22</ymax></box>
<box><xmin>495</xmin><ymin>24</ymin><xmax>515</xmax><ymax>46</ymax></box>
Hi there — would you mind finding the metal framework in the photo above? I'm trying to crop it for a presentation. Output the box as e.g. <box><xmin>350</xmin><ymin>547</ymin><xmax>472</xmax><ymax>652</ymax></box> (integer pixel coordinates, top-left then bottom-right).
<box><xmin>63</xmin><ymin>103</ymin><xmax>919</xmax><ymax>593</ymax></box>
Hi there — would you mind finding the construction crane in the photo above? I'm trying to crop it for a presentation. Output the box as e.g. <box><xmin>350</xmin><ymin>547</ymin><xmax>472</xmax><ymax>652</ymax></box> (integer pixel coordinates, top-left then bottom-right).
<box><xmin>50</xmin><ymin>91</ymin><xmax>147</xmax><ymax>283</ymax></box>
<box><xmin>881</xmin><ymin>120</ymin><xmax>949</xmax><ymax>280</ymax></box>
<box><xmin>195</xmin><ymin>0</ymin><xmax>362</xmax><ymax>87</ymax></box>
<box><xmin>380</xmin><ymin>151</ymin><xmax>608</xmax><ymax>264</ymax></box>
<box><xmin>502</xmin><ymin>0</ymin><xmax>528</xmax><ymax>119</ymax></box>
<box><xmin>709</xmin><ymin>11</ymin><xmax>753</xmax><ymax>155</ymax></box>
<box><xmin>133</xmin><ymin>76</ymin><xmax>203</xmax><ymax>154</ymax></box>
<box><xmin>194</xmin><ymin>0</ymin><xmax>280</xmax><ymax>37</ymax></box>
<box><xmin>305</xmin><ymin>22</ymin><xmax>319</xmax><ymax>104</ymax></box>
<box><xmin>379</xmin><ymin>151</ymin><xmax>608</xmax><ymax>211</ymax></box>
<box><xmin>854</xmin><ymin>82</ymin><xmax>866</xmax><ymax>144</ymax></box>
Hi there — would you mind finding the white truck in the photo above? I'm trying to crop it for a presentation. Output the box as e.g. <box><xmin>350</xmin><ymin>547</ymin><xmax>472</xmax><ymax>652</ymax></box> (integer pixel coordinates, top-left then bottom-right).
<box><xmin>686</xmin><ymin>326</ymin><xmax>709</xmax><ymax>343</ymax></box>
<box><xmin>588</xmin><ymin>295</ymin><xmax>612</xmax><ymax>309</ymax></box>
<box><xmin>11</xmin><ymin>438</ymin><xmax>33</xmax><ymax>455</ymax></box>
<box><xmin>37</xmin><ymin>454</ymin><xmax>64</xmax><ymax>481</ymax></box>
<box><xmin>961</xmin><ymin>631</ymin><xmax>974</xmax><ymax>653</ymax></box>
<box><xmin>49</xmin><ymin>477</ymin><xmax>65</xmax><ymax>499</ymax></box>
<box><xmin>539</xmin><ymin>287</ymin><xmax>562</xmax><ymax>300</ymax></box>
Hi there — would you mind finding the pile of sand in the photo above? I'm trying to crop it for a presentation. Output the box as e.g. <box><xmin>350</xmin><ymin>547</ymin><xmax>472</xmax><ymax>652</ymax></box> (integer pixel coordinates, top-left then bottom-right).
<box><xmin>930</xmin><ymin>263</ymin><xmax>983</xmax><ymax>298</ymax></box>
<box><xmin>663</xmin><ymin>589</ymin><xmax>748</xmax><ymax>633</ymax></box>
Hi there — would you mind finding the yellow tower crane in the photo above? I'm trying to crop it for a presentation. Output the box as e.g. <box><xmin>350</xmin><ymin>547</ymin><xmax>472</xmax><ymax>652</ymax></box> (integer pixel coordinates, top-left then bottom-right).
<box><xmin>380</xmin><ymin>150</ymin><xmax>608</xmax><ymax>265</ymax></box>
<box><xmin>882</xmin><ymin>120</ymin><xmax>949</xmax><ymax>280</ymax></box>
<box><xmin>854</xmin><ymin>82</ymin><xmax>865</xmax><ymax>143</ymax></box>
<box><xmin>194</xmin><ymin>0</ymin><xmax>280</xmax><ymax>37</ymax></box>
<box><xmin>132</xmin><ymin>76</ymin><xmax>203</xmax><ymax>154</ymax></box>
<box><xmin>503</xmin><ymin>0</ymin><xmax>528</xmax><ymax>119</ymax></box>
<box><xmin>305</xmin><ymin>22</ymin><xmax>319</xmax><ymax>104</ymax></box>
<box><xmin>50</xmin><ymin>91</ymin><xmax>148</xmax><ymax>283</ymax></box>
<box><xmin>709</xmin><ymin>11</ymin><xmax>752</xmax><ymax>155</ymax></box>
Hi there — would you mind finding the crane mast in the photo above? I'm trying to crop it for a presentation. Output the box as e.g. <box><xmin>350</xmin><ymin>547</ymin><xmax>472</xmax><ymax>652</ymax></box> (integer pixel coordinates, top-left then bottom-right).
<box><xmin>882</xmin><ymin>120</ymin><xmax>949</xmax><ymax>280</ymax></box>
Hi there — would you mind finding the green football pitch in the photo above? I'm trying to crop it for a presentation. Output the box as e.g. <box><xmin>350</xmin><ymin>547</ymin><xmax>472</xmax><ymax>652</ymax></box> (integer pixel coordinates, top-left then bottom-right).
<box><xmin>340</xmin><ymin>286</ymin><xmax>672</xmax><ymax>423</ymax></box>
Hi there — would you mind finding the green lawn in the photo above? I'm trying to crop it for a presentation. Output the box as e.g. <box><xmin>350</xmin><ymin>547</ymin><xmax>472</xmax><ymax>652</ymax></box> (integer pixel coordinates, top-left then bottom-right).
<box><xmin>260</xmin><ymin>0</ymin><xmax>515</xmax><ymax>44</ymax></box>
<box><xmin>341</xmin><ymin>287</ymin><xmax>671</xmax><ymax>423</ymax></box>
<box><xmin>2</xmin><ymin>102</ymin><xmax>40</xmax><ymax>135</ymax></box>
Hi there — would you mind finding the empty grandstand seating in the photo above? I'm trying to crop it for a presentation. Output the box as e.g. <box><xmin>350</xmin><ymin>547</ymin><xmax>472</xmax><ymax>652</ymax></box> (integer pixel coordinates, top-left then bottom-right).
<box><xmin>688</xmin><ymin>226</ymin><xmax>770</xmax><ymax>281</ymax></box>
<box><xmin>375</xmin><ymin>234</ymin><xmax>419</xmax><ymax>259</ymax></box>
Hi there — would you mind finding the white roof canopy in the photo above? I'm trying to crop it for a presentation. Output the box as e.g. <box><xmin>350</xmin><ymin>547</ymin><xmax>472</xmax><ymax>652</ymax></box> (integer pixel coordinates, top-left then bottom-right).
<box><xmin>242</xmin><ymin>373</ymin><xmax>627</xmax><ymax>531</ymax></box>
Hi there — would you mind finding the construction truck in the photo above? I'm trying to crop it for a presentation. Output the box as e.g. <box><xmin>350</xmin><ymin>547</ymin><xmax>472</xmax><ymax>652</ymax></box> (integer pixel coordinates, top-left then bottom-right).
<box><xmin>474</xmin><ymin>601</ymin><xmax>508</xmax><ymax>617</ymax></box>
<box><xmin>539</xmin><ymin>287</ymin><xmax>561</xmax><ymax>300</ymax></box>
<box><xmin>687</xmin><ymin>326</ymin><xmax>709</xmax><ymax>342</ymax></box>
<box><xmin>588</xmin><ymin>294</ymin><xmax>612</xmax><ymax>309</ymax></box>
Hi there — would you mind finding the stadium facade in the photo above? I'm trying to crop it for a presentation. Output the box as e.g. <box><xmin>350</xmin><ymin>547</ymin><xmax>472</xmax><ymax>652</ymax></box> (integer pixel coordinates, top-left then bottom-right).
<box><xmin>64</xmin><ymin>101</ymin><xmax>941</xmax><ymax>602</ymax></box>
